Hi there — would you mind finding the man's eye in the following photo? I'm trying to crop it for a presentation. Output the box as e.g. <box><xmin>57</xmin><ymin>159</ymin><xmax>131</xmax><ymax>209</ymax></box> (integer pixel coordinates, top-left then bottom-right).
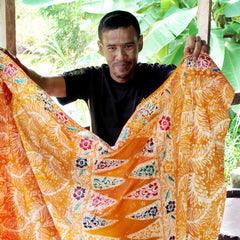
<box><xmin>125</xmin><ymin>45</ymin><xmax>133</xmax><ymax>49</ymax></box>
<box><xmin>108</xmin><ymin>47</ymin><xmax>116</xmax><ymax>50</ymax></box>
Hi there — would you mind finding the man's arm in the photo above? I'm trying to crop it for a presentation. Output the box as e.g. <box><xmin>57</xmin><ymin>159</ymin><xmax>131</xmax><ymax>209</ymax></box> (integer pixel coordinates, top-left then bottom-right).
<box><xmin>1</xmin><ymin>48</ymin><xmax>66</xmax><ymax>97</ymax></box>
<box><xmin>27</xmin><ymin>69</ymin><xmax>66</xmax><ymax>97</ymax></box>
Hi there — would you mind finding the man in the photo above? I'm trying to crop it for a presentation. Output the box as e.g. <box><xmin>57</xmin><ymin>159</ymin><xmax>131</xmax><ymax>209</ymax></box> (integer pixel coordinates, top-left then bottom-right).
<box><xmin>27</xmin><ymin>10</ymin><xmax>209</xmax><ymax>146</ymax></box>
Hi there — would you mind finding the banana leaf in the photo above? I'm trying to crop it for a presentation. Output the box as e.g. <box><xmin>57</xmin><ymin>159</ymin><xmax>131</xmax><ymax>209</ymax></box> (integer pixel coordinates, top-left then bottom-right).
<box><xmin>224</xmin><ymin>0</ymin><xmax>240</xmax><ymax>17</ymax></box>
<box><xmin>20</xmin><ymin>0</ymin><xmax>76</xmax><ymax>8</ymax></box>
<box><xmin>140</xmin><ymin>7</ymin><xmax>197</xmax><ymax>58</ymax></box>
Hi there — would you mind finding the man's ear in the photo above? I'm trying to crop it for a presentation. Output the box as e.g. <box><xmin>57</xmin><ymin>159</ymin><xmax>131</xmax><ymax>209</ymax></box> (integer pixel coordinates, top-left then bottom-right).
<box><xmin>97</xmin><ymin>41</ymin><xmax>104</xmax><ymax>56</ymax></box>
<box><xmin>138</xmin><ymin>35</ymin><xmax>143</xmax><ymax>52</ymax></box>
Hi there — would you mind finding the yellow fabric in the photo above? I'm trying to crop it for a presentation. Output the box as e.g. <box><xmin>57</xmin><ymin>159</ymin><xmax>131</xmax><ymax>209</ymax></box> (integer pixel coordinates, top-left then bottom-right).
<box><xmin>0</xmin><ymin>50</ymin><xmax>235</xmax><ymax>240</ymax></box>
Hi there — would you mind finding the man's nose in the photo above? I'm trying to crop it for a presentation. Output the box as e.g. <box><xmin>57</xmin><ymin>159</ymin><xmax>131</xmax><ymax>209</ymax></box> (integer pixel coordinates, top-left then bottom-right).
<box><xmin>116</xmin><ymin>48</ymin><xmax>126</xmax><ymax>60</ymax></box>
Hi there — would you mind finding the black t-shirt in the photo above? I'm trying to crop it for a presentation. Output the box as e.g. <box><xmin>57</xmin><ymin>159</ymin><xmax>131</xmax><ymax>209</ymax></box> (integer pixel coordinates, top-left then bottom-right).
<box><xmin>57</xmin><ymin>63</ymin><xmax>176</xmax><ymax>146</ymax></box>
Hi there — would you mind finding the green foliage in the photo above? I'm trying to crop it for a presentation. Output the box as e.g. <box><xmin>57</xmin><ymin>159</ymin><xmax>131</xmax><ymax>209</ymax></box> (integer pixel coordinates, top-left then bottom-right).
<box><xmin>16</xmin><ymin>0</ymin><xmax>47</xmax><ymax>47</ymax></box>
<box><xmin>20</xmin><ymin>0</ymin><xmax>76</xmax><ymax>8</ymax></box>
<box><xmin>222</xmin><ymin>38</ymin><xmax>240</xmax><ymax>90</ymax></box>
<box><xmin>141</xmin><ymin>7</ymin><xmax>197</xmax><ymax>62</ymax></box>
<box><xmin>224</xmin><ymin>0</ymin><xmax>240</xmax><ymax>17</ymax></box>
<box><xmin>36</xmin><ymin>1</ymin><xmax>92</xmax><ymax>71</ymax></box>
<box><xmin>18</xmin><ymin>0</ymin><xmax>240</xmax><ymax>87</ymax></box>
<box><xmin>161</xmin><ymin>39</ymin><xmax>185</xmax><ymax>66</ymax></box>
<box><xmin>81</xmin><ymin>0</ymin><xmax>139</xmax><ymax>13</ymax></box>
<box><xmin>225</xmin><ymin>107</ymin><xmax>240</xmax><ymax>185</ymax></box>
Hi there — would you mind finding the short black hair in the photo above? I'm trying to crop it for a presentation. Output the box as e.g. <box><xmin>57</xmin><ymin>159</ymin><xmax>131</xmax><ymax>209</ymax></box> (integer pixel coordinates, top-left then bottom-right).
<box><xmin>98</xmin><ymin>10</ymin><xmax>141</xmax><ymax>42</ymax></box>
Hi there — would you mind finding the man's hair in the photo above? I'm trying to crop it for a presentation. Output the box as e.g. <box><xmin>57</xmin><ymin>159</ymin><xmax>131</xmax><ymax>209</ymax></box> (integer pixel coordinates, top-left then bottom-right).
<box><xmin>98</xmin><ymin>10</ymin><xmax>141</xmax><ymax>42</ymax></box>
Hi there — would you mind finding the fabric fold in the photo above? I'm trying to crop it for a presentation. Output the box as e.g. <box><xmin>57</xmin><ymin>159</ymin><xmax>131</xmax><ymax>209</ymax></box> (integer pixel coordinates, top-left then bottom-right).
<box><xmin>0</xmin><ymin>50</ymin><xmax>235</xmax><ymax>239</ymax></box>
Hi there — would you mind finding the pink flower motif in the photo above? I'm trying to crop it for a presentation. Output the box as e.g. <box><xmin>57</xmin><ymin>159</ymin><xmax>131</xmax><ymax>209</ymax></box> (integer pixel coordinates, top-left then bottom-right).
<box><xmin>4</xmin><ymin>63</ymin><xmax>18</xmax><ymax>77</ymax></box>
<box><xmin>160</xmin><ymin>91</ymin><xmax>164</xmax><ymax>96</ymax></box>
<box><xmin>159</xmin><ymin>115</ymin><xmax>171</xmax><ymax>131</ymax></box>
<box><xmin>127</xmin><ymin>182</ymin><xmax>159</xmax><ymax>199</ymax></box>
<box><xmin>56</xmin><ymin>112</ymin><xmax>68</xmax><ymax>124</ymax></box>
<box><xmin>92</xmin><ymin>195</ymin><xmax>102</xmax><ymax>208</ymax></box>
<box><xmin>79</xmin><ymin>138</ymin><xmax>93</xmax><ymax>151</ymax></box>
<box><xmin>197</xmin><ymin>54</ymin><xmax>212</xmax><ymax>70</ymax></box>
<box><xmin>89</xmin><ymin>192</ymin><xmax>115</xmax><ymax>209</ymax></box>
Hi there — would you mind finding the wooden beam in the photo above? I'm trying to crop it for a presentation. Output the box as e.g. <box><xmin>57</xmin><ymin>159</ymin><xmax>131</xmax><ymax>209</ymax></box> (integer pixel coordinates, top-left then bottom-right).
<box><xmin>232</xmin><ymin>92</ymin><xmax>240</xmax><ymax>105</ymax></box>
<box><xmin>0</xmin><ymin>1</ymin><xmax>6</xmax><ymax>48</ymax></box>
<box><xmin>6</xmin><ymin>0</ymin><xmax>16</xmax><ymax>55</ymax></box>
<box><xmin>197</xmin><ymin>0</ymin><xmax>212</xmax><ymax>44</ymax></box>
<box><xmin>0</xmin><ymin>0</ymin><xmax>16</xmax><ymax>55</ymax></box>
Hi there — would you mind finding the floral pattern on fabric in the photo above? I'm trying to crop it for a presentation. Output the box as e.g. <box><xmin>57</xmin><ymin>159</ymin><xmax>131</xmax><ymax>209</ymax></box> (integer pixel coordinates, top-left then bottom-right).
<box><xmin>79</xmin><ymin>137</ymin><xmax>93</xmax><ymax>151</ymax></box>
<box><xmin>4</xmin><ymin>63</ymin><xmax>18</xmax><ymax>76</ymax></box>
<box><xmin>82</xmin><ymin>216</ymin><xmax>116</xmax><ymax>229</ymax></box>
<box><xmin>197</xmin><ymin>54</ymin><xmax>212</xmax><ymax>70</ymax></box>
<box><xmin>126</xmin><ymin>201</ymin><xmax>160</xmax><ymax>220</ymax></box>
<box><xmin>37</xmin><ymin>89</ymin><xmax>50</xmax><ymax>102</ymax></box>
<box><xmin>137</xmin><ymin>102</ymin><xmax>158</xmax><ymax>118</ymax></box>
<box><xmin>129</xmin><ymin>118</ymin><xmax>147</xmax><ymax>131</ymax></box>
<box><xmin>97</xmin><ymin>146</ymin><xmax>110</xmax><ymax>155</ymax></box>
<box><xmin>129</xmin><ymin>160</ymin><xmax>158</xmax><ymax>178</ymax></box>
<box><xmin>142</xmin><ymin>138</ymin><xmax>155</xmax><ymax>155</ymax></box>
<box><xmin>165</xmin><ymin>201</ymin><xmax>176</xmax><ymax>214</ymax></box>
<box><xmin>14</xmin><ymin>78</ymin><xmax>28</xmax><ymax>83</ymax></box>
<box><xmin>92</xmin><ymin>176</ymin><xmax>124</xmax><ymax>189</ymax></box>
<box><xmin>73</xmin><ymin>186</ymin><xmax>86</xmax><ymax>200</ymax></box>
<box><xmin>0</xmin><ymin>50</ymin><xmax>234</xmax><ymax>239</ymax></box>
<box><xmin>182</xmin><ymin>55</ymin><xmax>196</xmax><ymax>68</ymax></box>
<box><xmin>88</xmin><ymin>192</ymin><xmax>117</xmax><ymax>211</ymax></box>
<box><xmin>126</xmin><ymin>181</ymin><xmax>159</xmax><ymax>199</ymax></box>
<box><xmin>159</xmin><ymin>115</ymin><xmax>171</xmax><ymax>131</ymax></box>
<box><xmin>94</xmin><ymin>159</ymin><xmax>126</xmax><ymax>171</ymax></box>
<box><xmin>56</xmin><ymin>111</ymin><xmax>68</xmax><ymax>124</ymax></box>
<box><xmin>76</xmin><ymin>157</ymin><xmax>88</xmax><ymax>168</ymax></box>
<box><xmin>32</xmin><ymin>87</ymin><xmax>56</xmax><ymax>113</ymax></box>
<box><xmin>163</xmin><ymin>160</ymin><xmax>173</xmax><ymax>174</ymax></box>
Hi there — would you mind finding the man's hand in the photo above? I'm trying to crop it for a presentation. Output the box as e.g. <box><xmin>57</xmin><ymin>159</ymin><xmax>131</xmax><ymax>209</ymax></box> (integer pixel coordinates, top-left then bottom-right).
<box><xmin>0</xmin><ymin>47</ymin><xmax>66</xmax><ymax>97</ymax></box>
<box><xmin>0</xmin><ymin>47</ymin><xmax>29</xmax><ymax>74</ymax></box>
<box><xmin>184</xmin><ymin>35</ymin><xmax>210</xmax><ymax>61</ymax></box>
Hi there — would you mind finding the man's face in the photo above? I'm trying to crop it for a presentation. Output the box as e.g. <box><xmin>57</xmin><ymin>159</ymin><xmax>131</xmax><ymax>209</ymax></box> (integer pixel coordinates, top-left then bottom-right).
<box><xmin>98</xmin><ymin>25</ymin><xmax>143</xmax><ymax>83</ymax></box>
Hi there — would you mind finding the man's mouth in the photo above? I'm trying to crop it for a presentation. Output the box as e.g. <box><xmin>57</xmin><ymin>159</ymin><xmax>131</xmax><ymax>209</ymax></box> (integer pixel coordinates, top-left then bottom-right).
<box><xmin>113</xmin><ymin>62</ymin><xmax>131</xmax><ymax>70</ymax></box>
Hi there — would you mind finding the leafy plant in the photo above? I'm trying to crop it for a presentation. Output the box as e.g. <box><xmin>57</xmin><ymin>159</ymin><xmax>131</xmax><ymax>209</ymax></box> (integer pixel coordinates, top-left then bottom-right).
<box><xmin>225</xmin><ymin>107</ymin><xmax>240</xmax><ymax>185</ymax></box>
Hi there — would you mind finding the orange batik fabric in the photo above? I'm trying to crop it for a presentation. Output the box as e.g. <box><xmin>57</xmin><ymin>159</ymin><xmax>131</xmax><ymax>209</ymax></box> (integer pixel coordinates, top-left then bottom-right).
<box><xmin>0</xmin><ymin>49</ymin><xmax>234</xmax><ymax>240</ymax></box>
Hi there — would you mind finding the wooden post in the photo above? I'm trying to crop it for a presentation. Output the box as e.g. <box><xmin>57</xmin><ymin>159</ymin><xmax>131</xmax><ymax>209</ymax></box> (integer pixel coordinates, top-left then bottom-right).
<box><xmin>0</xmin><ymin>0</ymin><xmax>16</xmax><ymax>55</ymax></box>
<box><xmin>232</xmin><ymin>91</ymin><xmax>240</xmax><ymax>105</ymax></box>
<box><xmin>197</xmin><ymin>0</ymin><xmax>212</xmax><ymax>44</ymax></box>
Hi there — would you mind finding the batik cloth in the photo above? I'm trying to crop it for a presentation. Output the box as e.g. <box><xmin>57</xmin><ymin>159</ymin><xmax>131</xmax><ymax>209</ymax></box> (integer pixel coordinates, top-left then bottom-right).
<box><xmin>0</xmin><ymin>50</ymin><xmax>235</xmax><ymax>240</ymax></box>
